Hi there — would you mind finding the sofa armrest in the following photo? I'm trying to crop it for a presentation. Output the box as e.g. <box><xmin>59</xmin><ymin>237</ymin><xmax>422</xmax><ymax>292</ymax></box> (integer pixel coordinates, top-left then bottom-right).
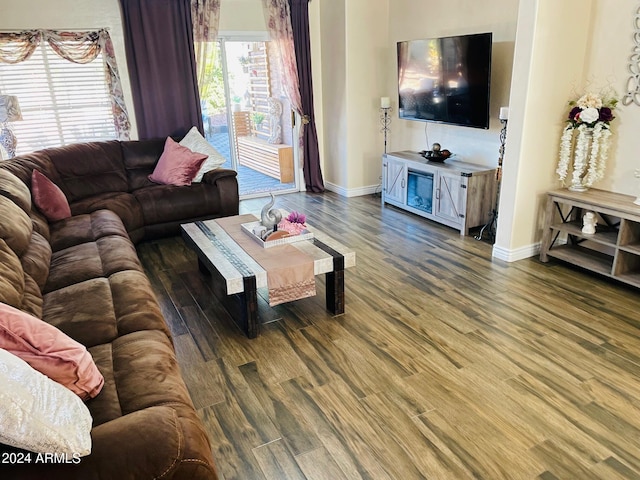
<box><xmin>201</xmin><ymin>168</ymin><xmax>237</xmax><ymax>185</ymax></box>
<box><xmin>0</xmin><ymin>405</ymin><xmax>218</xmax><ymax>480</ymax></box>
<box><xmin>201</xmin><ymin>168</ymin><xmax>239</xmax><ymax>217</ymax></box>
<box><xmin>86</xmin><ymin>405</ymin><xmax>218</xmax><ymax>480</ymax></box>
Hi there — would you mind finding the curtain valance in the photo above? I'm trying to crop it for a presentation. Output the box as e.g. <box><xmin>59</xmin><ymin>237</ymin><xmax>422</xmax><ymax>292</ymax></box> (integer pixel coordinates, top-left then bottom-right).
<box><xmin>0</xmin><ymin>29</ymin><xmax>130</xmax><ymax>140</ymax></box>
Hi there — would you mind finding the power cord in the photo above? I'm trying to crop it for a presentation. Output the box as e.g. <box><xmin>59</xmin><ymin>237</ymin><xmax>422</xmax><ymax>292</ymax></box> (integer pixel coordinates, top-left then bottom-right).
<box><xmin>424</xmin><ymin>122</ymin><xmax>429</xmax><ymax>151</ymax></box>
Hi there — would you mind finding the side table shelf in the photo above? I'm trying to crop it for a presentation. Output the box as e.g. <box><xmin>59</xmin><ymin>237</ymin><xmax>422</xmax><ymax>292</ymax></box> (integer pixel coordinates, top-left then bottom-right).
<box><xmin>539</xmin><ymin>188</ymin><xmax>640</xmax><ymax>288</ymax></box>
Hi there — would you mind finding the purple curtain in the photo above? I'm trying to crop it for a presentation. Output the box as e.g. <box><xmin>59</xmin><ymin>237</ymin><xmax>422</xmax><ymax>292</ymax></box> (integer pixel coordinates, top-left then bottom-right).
<box><xmin>119</xmin><ymin>0</ymin><xmax>203</xmax><ymax>140</ymax></box>
<box><xmin>289</xmin><ymin>0</ymin><xmax>324</xmax><ymax>193</ymax></box>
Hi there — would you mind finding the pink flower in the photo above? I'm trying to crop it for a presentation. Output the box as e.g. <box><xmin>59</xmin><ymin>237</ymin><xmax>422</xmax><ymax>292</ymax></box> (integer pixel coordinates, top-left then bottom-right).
<box><xmin>286</xmin><ymin>211</ymin><xmax>306</xmax><ymax>224</ymax></box>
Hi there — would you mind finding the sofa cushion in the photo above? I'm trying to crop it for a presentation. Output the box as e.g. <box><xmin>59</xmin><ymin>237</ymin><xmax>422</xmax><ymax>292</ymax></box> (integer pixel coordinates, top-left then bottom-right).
<box><xmin>43</xmin><ymin>271</ymin><xmax>169</xmax><ymax>348</ymax></box>
<box><xmin>44</xmin><ymin>236</ymin><xmax>143</xmax><ymax>294</ymax></box>
<box><xmin>20</xmin><ymin>231</ymin><xmax>52</xmax><ymax>289</ymax></box>
<box><xmin>0</xmin><ymin>348</ymin><xmax>93</xmax><ymax>455</ymax></box>
<box><xmin>44</xmin><ymin>141</ymin><xmax>128</xmax><ymax>202</ymax></box>
<box><xmin>0</xmin><ymin>239</ymin><xmax>24</xmax><ymax>310</ymax></box>
<box><xmin>87</xmin><ymin>330</ymin><xmax>194</xmax><ymax>425</ymax></box>
<box><xmin>21</xmin><ymin>274</ymin><xmax>43</xmax><ymax>319</ymax></box>
<box><xmin>0</xmin><ymin>168</ymin><xmax>32</xmax><ymax>213</ymax></box>
<box><xmin>43</xmin><ymin>278</ymin><xmax>117</xmax><ymax>348</ymax></box>
<box><xmin>31</xmin><ymin>169</ymin><xmax>72</xmax><ymax>222</ymax></box>
<box><xmin>48</xmin><ymin>210</ymin><xmax>129</xmax><ymax>253</ymax></box>
<box><xmin>0</xmin><ymin>195</ymin><xmax>32</xmax><ymax>258</ymax></box>
<box><xmin>70</xmin><ymin>192</ymin><xmax>144</xmax><ymax>234</ymax></box>
<box><xmin>121</xmin><ymin>138</ymin><xmax>166</xmax><ymax>191</ymax></box>
<box><xmin>149</xmin><ymin>137</ymin><xmax>207</xmax><ymax>187</ymax></box>
<box><xmin>30</xmin><ymin>210</ymin><xmax>51</xmax><ymax>242</ymax></box>
<box><xmin>0</xmin><ymin>302</ymin><xmax>104</xmax><ymax>400</ymax></box>
<box><xmin>133</xmin><ymin>183</ymin><xmax>222</xmax><ymax>225</ymax></box>
<box><xmin>179</xmin><ymin>127</ymin><xmax>226</xmax><ymax>182</ymax></box>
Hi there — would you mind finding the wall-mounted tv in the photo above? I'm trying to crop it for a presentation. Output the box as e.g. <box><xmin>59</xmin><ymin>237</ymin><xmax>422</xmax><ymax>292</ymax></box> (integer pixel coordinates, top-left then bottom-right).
<box><xmin>397</xmin><ymin>32</ymin><xmax>492</xmax><ymax>129</ymax></box>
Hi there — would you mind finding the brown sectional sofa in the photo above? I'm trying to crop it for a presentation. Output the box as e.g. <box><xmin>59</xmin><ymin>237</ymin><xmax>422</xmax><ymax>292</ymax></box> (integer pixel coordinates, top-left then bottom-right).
<box><xmin>0</xmin><ymin>139</ymin><xmax>238</xmax><ymax>479</ymax></box>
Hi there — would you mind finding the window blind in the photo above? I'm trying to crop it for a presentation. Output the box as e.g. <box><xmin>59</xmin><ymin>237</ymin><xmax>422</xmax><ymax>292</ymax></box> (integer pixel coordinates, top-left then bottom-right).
<box><xmin>0</xmin><ymin>41</ymin><xmax>116</xmax><ymax>155</ymax></box>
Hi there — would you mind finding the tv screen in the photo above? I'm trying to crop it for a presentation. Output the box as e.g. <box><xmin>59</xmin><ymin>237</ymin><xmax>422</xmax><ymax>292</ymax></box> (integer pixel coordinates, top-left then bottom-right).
<box><xmin>397</xmin><ymin>32</ymin><xmax>492</xmax><ymax>129</ymax></box>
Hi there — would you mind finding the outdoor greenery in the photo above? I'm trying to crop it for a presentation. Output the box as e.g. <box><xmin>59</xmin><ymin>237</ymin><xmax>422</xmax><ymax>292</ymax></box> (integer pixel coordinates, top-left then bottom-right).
<box><xmin>252</xmin><ymin>112</ymin><xmax>265</xmax><ymax>127</ymax></box>
<box><xmin>198</xmin><ymin>43</ymin><xmax>227</xmax><ymax>114</ymax></box>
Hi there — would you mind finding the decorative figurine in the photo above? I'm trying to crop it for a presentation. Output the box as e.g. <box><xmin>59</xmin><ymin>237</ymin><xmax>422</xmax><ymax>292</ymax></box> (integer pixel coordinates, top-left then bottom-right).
<box><xmin>635</xmin><ymin>169</ymin><xmax>640</xmax><ymax>206</ymax></box>
<box><xmin>582</xmin><ymin>211</ymin><xmax>597</xmax><ymax>235</ymax></box>
<box><xmin>260</xmin><ymin>192</ymin><xmax>282</xmax><ymax>230</ymax></box>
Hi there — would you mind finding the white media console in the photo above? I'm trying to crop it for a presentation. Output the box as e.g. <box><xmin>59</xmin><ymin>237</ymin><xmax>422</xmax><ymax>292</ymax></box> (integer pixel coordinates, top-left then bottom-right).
<box><xmin>382</xmin><ymin>151</ymin><xmax>497</xmax><ymax>235</ymax></box>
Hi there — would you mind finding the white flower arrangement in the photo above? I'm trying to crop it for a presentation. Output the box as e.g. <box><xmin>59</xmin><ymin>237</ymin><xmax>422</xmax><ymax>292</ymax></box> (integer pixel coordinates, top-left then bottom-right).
<box><xmin>556</xmin><ymin>90</ymin><xmax>617</xmax><ymax>190</ymax></box>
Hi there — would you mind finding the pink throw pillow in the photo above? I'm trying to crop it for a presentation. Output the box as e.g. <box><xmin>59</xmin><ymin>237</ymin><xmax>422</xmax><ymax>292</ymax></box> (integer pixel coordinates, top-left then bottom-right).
<box><xmin>148</xmin><ymin>136</ymin><xmax>208</xmax><ymax>186</ymax></box>
<box><xmin>31</xmin><ymin>170</ymin><xmax>71</xmax><ymax>222</ymax></box>
<box><xmin>0</xmin><ymin>302</ymin><xmax>104</xmax><ymax>400</ymax></box>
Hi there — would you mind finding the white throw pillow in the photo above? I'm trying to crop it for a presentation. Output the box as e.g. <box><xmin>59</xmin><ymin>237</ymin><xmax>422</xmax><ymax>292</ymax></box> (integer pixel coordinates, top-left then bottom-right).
<box><xmin>179</xmin><ymin>126</ymin><xmax>226</xmax><ymax>182</ymax></box>
<box><xmin>0</xmin><ymin>347</ymin><xmax>93</xmax><ymax>456</ymax></box>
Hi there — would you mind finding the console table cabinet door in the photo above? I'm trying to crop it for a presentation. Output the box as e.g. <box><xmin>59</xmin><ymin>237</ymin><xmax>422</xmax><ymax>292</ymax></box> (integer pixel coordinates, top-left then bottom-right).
<box><xmin>383</xmin><ymin>157</ymin><xmax>407</xmax><ymax>204</ymax></box>
<box><xmin>435</xmin><ymin>171</ymin><xmax>466</xmax><ymax>227</ymax></box>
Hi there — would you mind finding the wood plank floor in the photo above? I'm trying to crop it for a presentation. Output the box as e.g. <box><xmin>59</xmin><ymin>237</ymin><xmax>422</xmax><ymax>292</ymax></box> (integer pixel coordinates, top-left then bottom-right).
<box><xmin>137</xmin><ymin>192</ymin><xmax>640</xmax><ymax>480</ymax></box>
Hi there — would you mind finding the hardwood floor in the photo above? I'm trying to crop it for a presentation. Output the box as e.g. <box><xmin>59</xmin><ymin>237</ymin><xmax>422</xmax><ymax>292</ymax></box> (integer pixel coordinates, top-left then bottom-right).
<box><xmin>137</xmin><ymin>192</ymin><xmax>640</xmax><ymax>480</ymax></box>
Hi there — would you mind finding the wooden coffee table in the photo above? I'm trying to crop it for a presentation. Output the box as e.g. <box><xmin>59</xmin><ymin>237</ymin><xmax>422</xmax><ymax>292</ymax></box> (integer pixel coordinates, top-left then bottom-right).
<box><xmin>181</xmin><ymin>216</ymin><xmax>356</xmax><ymax>338</ymax></box>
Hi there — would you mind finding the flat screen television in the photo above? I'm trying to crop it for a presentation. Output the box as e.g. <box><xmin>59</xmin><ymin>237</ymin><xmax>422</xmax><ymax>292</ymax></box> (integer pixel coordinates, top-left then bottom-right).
<box><xmin>397</xmin><ymin>32</ymin><xmax>492</xmax><ymax>129</ymax></box>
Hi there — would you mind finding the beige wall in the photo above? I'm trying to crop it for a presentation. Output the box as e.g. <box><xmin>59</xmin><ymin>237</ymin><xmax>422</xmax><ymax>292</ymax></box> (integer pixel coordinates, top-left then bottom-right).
<box><xmin>388</xmin><ymin>0</ymin><xmax>519</xmax><ymax>169</ymax></box>
<box><xmin>494</xmin><ymin>0</ymin><xmax>640</xmax><ymax>260</ymax></box>
<box><xmin>494</xmin><ymin>0</ymin><xmax>593</xmax><ymax>260</ymax></box>
<box><xmin>219</xmin><ymin>0</ymin><xmax>265</xmax><ymax>32</ymax></box>
<box><xmin>315</xmin><ymin>0</ymin><xmax>389</xmax><ymax>195</ymax></box>
<box><xmin>316</xmin><ymin>0</ymin><xmax>518</xmax><ymax>195</ymax></box>
<box><xmin>318</xmin><ymin>0</ymin><xmax>347</xmax><ymax>189</ymax></box>
<box><xmin>344</xmin><ymin>0</ymin><xmax>389</xmax><ymax>192</ymax></box>
<box><xmin>585</xmin><ymin>0</ymin><xmax>640</xmax><ymax>196</ymax></box>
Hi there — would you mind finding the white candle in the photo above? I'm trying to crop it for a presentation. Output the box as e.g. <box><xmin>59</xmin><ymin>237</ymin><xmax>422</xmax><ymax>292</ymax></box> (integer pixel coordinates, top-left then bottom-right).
<box><xmin>499</xmin><ymin>106</ymin><xmax>509</xmax><ymax>120</ymax></box>
<box><xmin>381</xmin><ymin>97</ymin><xmax>391</xmax><ymax>108</ymax></box>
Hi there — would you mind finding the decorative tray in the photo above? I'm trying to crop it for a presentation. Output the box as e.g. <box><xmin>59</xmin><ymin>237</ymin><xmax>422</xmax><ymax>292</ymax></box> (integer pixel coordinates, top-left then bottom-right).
<box><xmin>241</xmin><ymin>220</ymin><xmax>314</xmax><ymax>249</ymax></box>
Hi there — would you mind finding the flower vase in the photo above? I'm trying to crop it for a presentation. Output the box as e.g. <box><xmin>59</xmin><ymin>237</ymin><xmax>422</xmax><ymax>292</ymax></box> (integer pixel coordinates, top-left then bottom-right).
<box><xmin>568</xmin><ymin>128</ymin><xmax>593</xmax><ymax>192</ymax></box>
<box><xmin>556</xmin><ymin>90</ymin><xmax>616</xmax><ymax>193</ymax></box>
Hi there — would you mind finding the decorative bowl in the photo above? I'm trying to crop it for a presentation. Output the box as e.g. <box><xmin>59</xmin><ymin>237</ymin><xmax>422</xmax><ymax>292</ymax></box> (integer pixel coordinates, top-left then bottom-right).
<box><xmin>420</xmin><ymin>150</ymin><xmax>451</xmax><ymax>163</ymax></box>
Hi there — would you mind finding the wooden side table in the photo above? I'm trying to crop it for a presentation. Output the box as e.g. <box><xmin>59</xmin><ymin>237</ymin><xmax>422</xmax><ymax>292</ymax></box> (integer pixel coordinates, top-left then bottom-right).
<box><xmin>540</xmin><ymin>188</ymin><xmax>640</xmax><ymax>288</ymax></box>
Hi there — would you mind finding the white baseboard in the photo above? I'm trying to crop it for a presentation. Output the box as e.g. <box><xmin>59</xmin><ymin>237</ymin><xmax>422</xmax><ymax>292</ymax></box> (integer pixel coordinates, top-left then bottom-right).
<box><xmin>324</xmin><ymin>182</ymin><xmax>379</xmax><ymax>197</ymax></box>
<box><xmin>492</xmin><ymin>242</ymin><xmax>541</xmax><ymax>262</ymax></box>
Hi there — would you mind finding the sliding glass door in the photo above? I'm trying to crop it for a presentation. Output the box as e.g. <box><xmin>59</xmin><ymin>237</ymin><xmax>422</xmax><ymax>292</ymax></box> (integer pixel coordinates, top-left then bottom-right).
<box><xmin>196</xmin><ymin>36</ymin><xmax>298</xmax><ymax>198</ymax></box>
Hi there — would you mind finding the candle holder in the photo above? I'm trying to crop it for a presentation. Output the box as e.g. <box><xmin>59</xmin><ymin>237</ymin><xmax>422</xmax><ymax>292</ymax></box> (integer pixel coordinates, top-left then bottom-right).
<box><xmin>380</xmin><ymin>107</ymin><xmax>392</xmax><ymax>154</ymax></box>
